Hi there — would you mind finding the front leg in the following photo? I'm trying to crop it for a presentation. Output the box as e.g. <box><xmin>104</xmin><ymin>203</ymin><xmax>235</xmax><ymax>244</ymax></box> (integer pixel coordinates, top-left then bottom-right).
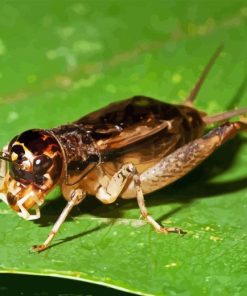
<box><xmin>96</xmin><ymin>164</ymin><xmax>184</xmax><ymax>234</ymax></box>
<box><xmin>32</xmin><ymin>189</ymin><xmax>86</xmax><ymax>252</ymax></box>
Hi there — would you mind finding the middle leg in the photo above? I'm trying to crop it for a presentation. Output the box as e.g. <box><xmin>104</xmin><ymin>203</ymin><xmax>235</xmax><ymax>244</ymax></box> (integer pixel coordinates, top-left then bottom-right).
<box><xmin>95</xmin><ymin>163</ymin><xmax>184</xmax><ymax>233</ymax></box>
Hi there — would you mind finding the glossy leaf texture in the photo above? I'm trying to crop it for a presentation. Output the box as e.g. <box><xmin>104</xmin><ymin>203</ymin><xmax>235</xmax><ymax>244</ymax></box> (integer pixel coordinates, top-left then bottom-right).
<box><xmin>0</xmin><ymin>1</ymin><xmax>247</xmax><ymax>295</ymax></box>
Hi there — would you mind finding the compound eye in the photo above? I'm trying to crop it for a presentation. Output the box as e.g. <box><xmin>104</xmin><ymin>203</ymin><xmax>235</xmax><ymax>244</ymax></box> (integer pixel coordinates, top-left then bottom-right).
<box><xmin>33</xmin><ymin>155</ymin><xmax>52</xmax><ymax>174</ymax></box>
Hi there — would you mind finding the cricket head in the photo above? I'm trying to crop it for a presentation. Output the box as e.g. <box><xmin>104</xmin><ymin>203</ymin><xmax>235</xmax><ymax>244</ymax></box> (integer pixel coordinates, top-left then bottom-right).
<box><xmin>0</xmin><ymin>130</ymin><xmax>63</xmax><ymax>220</ymax></box>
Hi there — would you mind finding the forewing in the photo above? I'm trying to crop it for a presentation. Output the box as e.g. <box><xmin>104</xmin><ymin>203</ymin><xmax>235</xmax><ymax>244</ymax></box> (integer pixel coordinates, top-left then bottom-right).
<box><xmin>95</xmin><ymin>120</ymin><xmax>170</xmax><ymax>151</ymax></box>
<box><xmin>76</xmin><ymin>96</ymin><xmax>183</xmax><ymax>154</ymax></box>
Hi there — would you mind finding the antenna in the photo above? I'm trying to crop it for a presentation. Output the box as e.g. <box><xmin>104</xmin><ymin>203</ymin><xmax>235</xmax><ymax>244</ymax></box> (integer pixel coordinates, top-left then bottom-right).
<box><xmin>0</xmin><ymin>152</ymin><xmax>11</xmax><ymax>162</ymax></box>
<box><xmin>185</xmin><ymin>45</ymin><xmax>224</xmax><ymax>106</ymax></box>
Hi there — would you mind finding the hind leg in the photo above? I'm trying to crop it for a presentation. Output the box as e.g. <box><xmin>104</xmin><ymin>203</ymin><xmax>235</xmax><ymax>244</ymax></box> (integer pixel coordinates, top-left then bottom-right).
<box><xmin>120</xmin><ymin>121</ymin><xmax>247</xmax><ymax>230</ymax></box>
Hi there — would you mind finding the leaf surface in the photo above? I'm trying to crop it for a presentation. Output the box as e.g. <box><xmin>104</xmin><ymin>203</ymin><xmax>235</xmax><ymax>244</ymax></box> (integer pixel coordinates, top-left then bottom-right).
<box><xmin>0</xmin><ymin>1</ymin><xmax>247</xmax><ymax>295</ymax></box>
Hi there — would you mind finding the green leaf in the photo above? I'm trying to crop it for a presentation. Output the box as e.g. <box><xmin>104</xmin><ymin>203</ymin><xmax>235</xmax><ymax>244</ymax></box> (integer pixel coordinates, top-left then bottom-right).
<box><xmin>0</xmin><ymin>1</ymin><xmax>247</xmax><ymax>295</ymax></box>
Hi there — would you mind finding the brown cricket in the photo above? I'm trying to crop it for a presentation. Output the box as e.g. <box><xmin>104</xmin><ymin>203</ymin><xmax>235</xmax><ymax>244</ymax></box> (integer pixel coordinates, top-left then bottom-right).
<box><xmin>0</xmin><ymin>46</ymin><xmax>246</xmax><ymax>252</ymax></box>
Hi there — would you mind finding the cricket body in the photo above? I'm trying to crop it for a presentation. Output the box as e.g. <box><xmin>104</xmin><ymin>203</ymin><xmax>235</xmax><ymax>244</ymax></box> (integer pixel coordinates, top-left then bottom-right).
<box><xmin>0</xmin><ymin>46</ymin><xmax>247</xmax><ymax>252</ymax></box>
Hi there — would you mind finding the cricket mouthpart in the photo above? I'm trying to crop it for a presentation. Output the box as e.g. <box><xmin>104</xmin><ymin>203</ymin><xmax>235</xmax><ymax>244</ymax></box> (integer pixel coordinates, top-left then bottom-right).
<box><xmin>1</xmin><ymin>177</ymin><xmax>44</xmax><ymax>220</ymax></box>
